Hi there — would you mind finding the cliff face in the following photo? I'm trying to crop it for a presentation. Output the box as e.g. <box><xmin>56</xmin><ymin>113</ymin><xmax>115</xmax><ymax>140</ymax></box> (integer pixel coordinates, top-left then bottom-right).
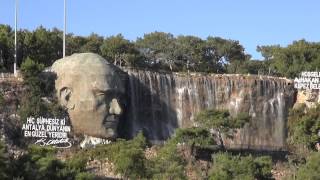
<box><xmin>124</xmin><ymin>69</ymin><xmax>296</xmax><ymax>150</ymax></box>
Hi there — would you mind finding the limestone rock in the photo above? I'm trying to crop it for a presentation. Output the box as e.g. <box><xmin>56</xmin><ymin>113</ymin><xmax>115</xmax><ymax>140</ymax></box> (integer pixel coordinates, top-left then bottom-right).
<box><xmin>125</xmin><ymin>69</ymin><xmax>296</xmax><ymax>150</ymax></box>
<box><xmin>294</xmin><ymin>89</ymin><xmax>320</xmax><ymax>109</ymax></box>
<box><xmin>80</xmin><ymin>135</ymin><xmax>111</xmax><ymax>149</ymax></box>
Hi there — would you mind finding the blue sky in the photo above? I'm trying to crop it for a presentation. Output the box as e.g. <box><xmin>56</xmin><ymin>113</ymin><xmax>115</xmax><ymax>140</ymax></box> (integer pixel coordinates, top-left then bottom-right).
<box><xmin>0</xmin><ymin>0</ymin><xmax>319</xmax><ymax>59</ymax></box>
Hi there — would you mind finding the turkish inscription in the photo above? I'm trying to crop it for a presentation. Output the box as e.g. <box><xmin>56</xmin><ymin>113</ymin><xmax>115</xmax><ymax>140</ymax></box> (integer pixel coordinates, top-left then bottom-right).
<box><xmin>22</xmin><ymin>116</ymin><xmax>72</xmax><ymax>148</ymax></box>
<box><xmin>294</xmin><ymin>71</ymin><xmax>320</xmax><ymax>90</ymax></box>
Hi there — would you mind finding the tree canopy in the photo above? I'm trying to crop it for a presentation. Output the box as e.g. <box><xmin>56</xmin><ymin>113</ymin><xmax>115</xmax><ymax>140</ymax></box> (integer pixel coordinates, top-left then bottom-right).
<box><xmin>1</xmin><ymin>24</ymin><xmax>320</xmax><ymax>78</ymax></box>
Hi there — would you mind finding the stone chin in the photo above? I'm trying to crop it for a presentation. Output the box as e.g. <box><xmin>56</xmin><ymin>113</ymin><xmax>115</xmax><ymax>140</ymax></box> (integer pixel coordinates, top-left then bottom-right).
<box><xmin>51</xmin><ymin>53</ymin><xmax>125</xmax><ymax>139</ymax></box>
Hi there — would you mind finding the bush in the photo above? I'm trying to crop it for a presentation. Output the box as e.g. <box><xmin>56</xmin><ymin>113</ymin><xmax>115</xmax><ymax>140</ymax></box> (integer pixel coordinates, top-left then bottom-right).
<box><xmin>65</xmin><ymin>153</ymin><xmax>88</xmax><ymax>173</ymax></box>
<box><xmin>83</xmin><ymin>132</ymin><xmax>149</xmax><ymax>179</ymax></box>
<box><xmin>18</xmin><ymin>57</ymin><xmax>67</xmax><ymax>122</ymax></box>
<box><xmin>14</xmin><ymin>145</ymin><xmax>64</xmax><ymax>180</ymax></box>
<box><xmin>287</xmin><ymin>104</ymin><xmax>320</xmax><ymax>152</ymax></box>
<box><xmin>0</xmin><ymin>141</ymin><xmax>9</xmax><ymax>180</ymax></box>
<box><xmin>75</xmin><ymin>172</ymin><xmax>94</xmax><ymax>180</ymax></box>
<box><xmin>296</xmin><ymin>152</ymin><xmax>320</xmax><ymax>180</ymax></box>
<box><xmin>150</xmin><ymin>140</ymin><xmax>187</xmax><ymax>180</ymax></box>
<box><xmin>12</xmin><ymin>145</ymin><xmax>94</xmax><ymax>180</ymax></box>
<box><xmin>112</xmin><ymin>133</ymin><xmax>148</xmax><ymax>179</ymax></box>
<box><xmin>209</xmin><ymin>153</ymin><xmax>272</xmax><ymax>180</ymax></box>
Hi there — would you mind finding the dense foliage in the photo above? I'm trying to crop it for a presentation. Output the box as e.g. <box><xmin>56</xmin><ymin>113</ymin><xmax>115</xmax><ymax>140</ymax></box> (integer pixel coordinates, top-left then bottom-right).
<box><xmin>296</xmin><ymin>152</ymin><xmax>320</xmax><ymax>180</ymax></box>
<box><xmin>209</xmin><ymin>153</ymin><xmax>272</xmax><ymax>180</ymax></box>
<box><xmin>172</xmin><ymin>127</ymin><xmax>216</xmax><ymax>147</ymax></box>
<box><xmin>0</xmin><ymin>141</ymin><xmax>9</xmax><ymax>180</ymax></box>
<box><xmin>2</xmin><ymin>24</ymin><xmax>320</xmax><ymax>77</ymax></box>
<box><xmin>18</xmin><ymin>57</ymin><xmax>66</xmax><ymax>122</ymax></box>
<box><xmin>195</xmin><ymin>109</ymin><xmax>250</xmax><ymax>132</ymax></box>
<box><xmin>287</xmin><ymin>104</ymin><xmax>320</xmax><ymax>152</ymax></box>
<box><xmin>258</xmin><ymin>40</ymin><xmax>320</xmax><ymax>78</ymax></box>
<box><xmin>12</xmin><ymin>145</ymin><xmax>93</xmax><ymax>180</ymax></box>
<box><xmin>0</xmin><ymin>24</ymin><xmax>257</xmax><ymax>75</ymax></box>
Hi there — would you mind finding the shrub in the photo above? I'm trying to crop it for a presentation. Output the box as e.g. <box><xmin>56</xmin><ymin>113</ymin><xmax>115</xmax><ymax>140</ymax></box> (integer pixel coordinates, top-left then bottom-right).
<box><xmin>209</xmin><ymin>153</ymin><xmax>272</xmax><ymax>180</ymax></box>
<box><xmin>75</xmin><ymin>172</ymin><xmax>94</xmax><ymax>180</ymax></box>
<box><xmin>287</xmin><ymin>104</ymin><xmax>320</xmax><ymax>152</ymax></box>
<box><xmin>12</xmin><ymin>145</ymin><xmax>94</xmax><ymax>180</ymax></box>
<box><xmin>83</xmin><ymin>132</ymin><xmax>149</xmax><ymax>179</ymax></box>
<box><xmin>18</xmin><ymin>57</ymin><xmax>67</xmax><ymax>122</ymax></box>
<box><xmin>150</xmin><ymin>140</ymin><xmax>187</xmax><ymax>180</ymax></box>
<box><xmin>0</xmin><ymin>141</ymin><xmax>9</xmax><ymax>180</ymax></box>
<box><xmin>296</xmin><ymin>152</ymin><xmax>320</xmax><ymax>180</ymax></box>
<box><xmin>20</xmin><ymin>57</ymin><xmax>45</xmax><ymax>80</ymax></box>
<box><xmin>145</xmin><ymin>131</ymin><xmax>189</xmax><ymax>180</ymax></box>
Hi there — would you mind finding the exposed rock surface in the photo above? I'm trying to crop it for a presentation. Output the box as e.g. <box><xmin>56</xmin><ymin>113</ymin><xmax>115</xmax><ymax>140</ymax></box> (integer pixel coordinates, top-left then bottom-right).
<box><xmin>80</xmin><ymin>135</ymin><xmax>111</xmax><ymax>149</ymax></box>
<box><xmin>124</xmin><ymin>69</ymin><xmax>296</xmax><ymax>150</ymax></box>
<box><xmin>294</xmin><ymin>89</ymin><xmax>320</xmax><ymax>108</ymax></box>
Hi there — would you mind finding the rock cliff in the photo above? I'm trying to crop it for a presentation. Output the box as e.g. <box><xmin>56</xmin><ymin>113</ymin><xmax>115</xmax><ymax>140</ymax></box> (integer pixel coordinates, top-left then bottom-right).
<box><xmin>124</xmin><ymin>69</ymin><xmax>296</xmax><ymax>150</ymax></box>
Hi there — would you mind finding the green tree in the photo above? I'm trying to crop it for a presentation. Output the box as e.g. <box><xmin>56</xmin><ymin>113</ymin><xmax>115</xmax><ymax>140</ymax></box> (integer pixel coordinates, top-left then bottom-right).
<box><xmin>136</xmin><ymin>31</ymin><xmax>176</xmax><ymax>70</ymax></box>
<box><xmin>258</xmin><ymin>40</ymin><xmax>320</xmax><ymax>78</ymax></box>
<box><xmin>19</xmin><ymin>57</ymin><xmax>46</xmax><ymax>121</ymax></box>
<box><xmin>172</xmin><ymin>127</ymin><xmax>215</xmax><ymax>147</ymax></box>
<box><xmin>0</xmin><ymin>24</ymin><xmax>14</xmax><ymax>71</ymax></box>
<box><xmin>80</xmin><ymin>33</ymin><xmax>103</xmax><ymax>54</ymax></box>
<box><xmin>195</xmin><ymin>109</ymin><xmax>250</xmax><ymax>131</ymax></box>
<box><xmin>66</xmin><ymin>34</ymin><xmax>87</xmax><ymax>55</ymax></box>
<box><xmin>173</xmin><ymin>35</ymin><xmax>204</xmax><ymax>72</ymax></box>
<box><xmin>23</xmin><ymin>26</ymin><xmax>62</xmax><ymax>66</ymax></box>
<box><xmin>204</xmin><ymin>37</ymin><xmax>247</xmax><ymax>73</ymax></box>
<box><xmin>100</xmin><ymin>34</ymin><xmax>143</xmax><ymax>67</ymax></box>
<box><xmin>227</xmin><ymin>60</ymin><xmax>269</xmax><ymax>75</ymax></box>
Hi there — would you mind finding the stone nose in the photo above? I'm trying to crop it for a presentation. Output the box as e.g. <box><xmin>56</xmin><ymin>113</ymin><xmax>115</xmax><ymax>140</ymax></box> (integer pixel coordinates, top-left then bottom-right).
<box><xmin>109</xmin><ymin>98</ymin><xmax>122</xmax><ymax>115</ymax></box>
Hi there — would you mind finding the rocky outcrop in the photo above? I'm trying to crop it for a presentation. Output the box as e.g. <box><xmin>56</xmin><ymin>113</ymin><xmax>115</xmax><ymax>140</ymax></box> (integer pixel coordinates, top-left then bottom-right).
<box><xmin>124</xmin><ymin>69</ymin><xmax>296</xmax><ymax>150</ymax></box>
<box><xmin>294</xmin><ymin>89</ymin><xmax>320</xmax><ymax>108</ymax></box>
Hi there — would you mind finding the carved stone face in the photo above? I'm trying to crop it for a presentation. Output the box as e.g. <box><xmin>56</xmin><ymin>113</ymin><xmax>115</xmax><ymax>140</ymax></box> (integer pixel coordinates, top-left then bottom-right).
<box><xmin>51</xmin><ymin>53</ymin><xmax>125</xmax><ymax>139</ymax></box>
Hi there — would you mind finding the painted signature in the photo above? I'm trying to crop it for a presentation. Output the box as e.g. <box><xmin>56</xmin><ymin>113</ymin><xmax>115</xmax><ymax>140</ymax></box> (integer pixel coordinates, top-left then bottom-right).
<box><xmin>35</xmin><ymin>138</ymin><xmax>72</xmax><ymax>148</ymax></box>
